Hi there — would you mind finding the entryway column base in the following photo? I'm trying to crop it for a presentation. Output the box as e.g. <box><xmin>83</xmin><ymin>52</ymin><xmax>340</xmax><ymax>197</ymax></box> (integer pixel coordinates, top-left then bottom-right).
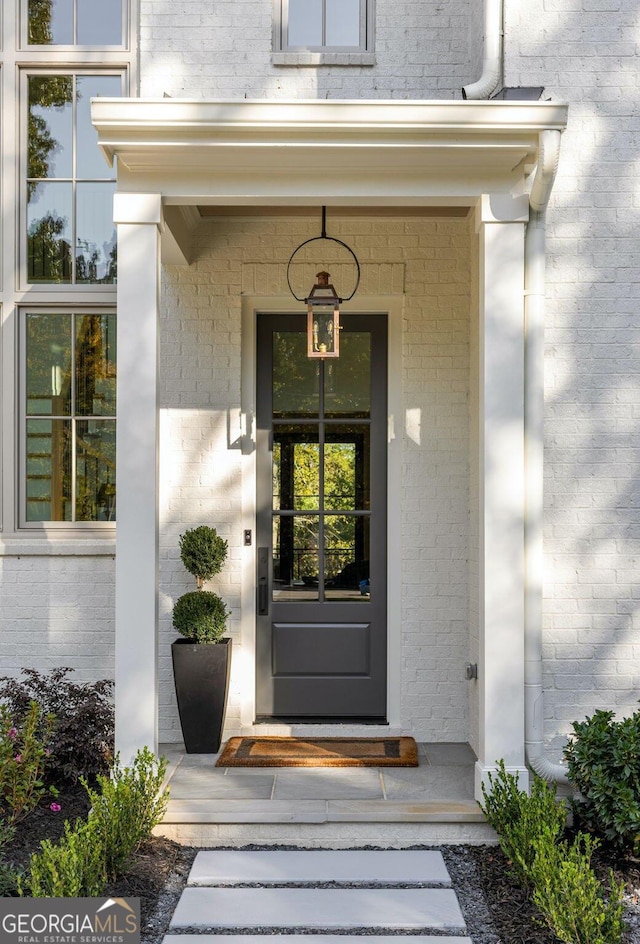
<box><xmin>475</xmin><ymin>761</ymin><xmax>530</xmax><ymax>802</ymax></box>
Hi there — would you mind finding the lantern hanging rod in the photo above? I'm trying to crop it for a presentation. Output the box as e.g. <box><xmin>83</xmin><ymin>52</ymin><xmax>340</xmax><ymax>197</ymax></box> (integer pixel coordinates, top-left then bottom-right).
<box><xmin>286</xmin><ymin>206</ymin><xmax>361</xmax><ymax>304</ymax></box>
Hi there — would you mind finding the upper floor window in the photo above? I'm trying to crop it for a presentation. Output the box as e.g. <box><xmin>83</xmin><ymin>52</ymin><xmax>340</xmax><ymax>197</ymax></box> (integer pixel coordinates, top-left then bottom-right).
<box><xmin>276</xmin><ymin>0</ymin><xmax>372</xmax><ymax>53</ymax></box>
<box><xmin>27</xmin><ymin>0</ymin><xmax>125</xmax><ymax>46</ymax></box>
<box><xmin>26</xmin><ymin>71</ymin><xmax>123</xmax><ymax>286</ymax></box>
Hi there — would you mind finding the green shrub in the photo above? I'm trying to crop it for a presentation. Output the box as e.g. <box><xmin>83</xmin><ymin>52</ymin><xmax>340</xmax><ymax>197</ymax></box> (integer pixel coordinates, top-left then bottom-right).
<box><xmin>531</xmin><ymin>832</ymin><xmax>625</xmax><ymax>944</ymax></box>
<box><xmin>480</xmin><ymin>760</ymin><xmax>567</xmax><ymax>885</ymax></box>
<box><xmin>173</xmin><ymin>590</ymin><xmax>229</xmax><ymax>643</ymax></box>
<box><xmin>82</xmin><ymin>747</ymin><xmax>169</xmax><ymax>879</ymax></box>
<box><xmin>0</xmin><ymin>817</ymin><xmax>20</xmax><ymax>896</ymax></box>
<box><xmin>179</xmin><ymin>526</ymin><xmax>228</xmax><ymax>585</ymax></box>
<box><xmin>25</xmin><ymin>817</ymin><xmax>106</xmax><ymax>898</ymax></box>
<box><xmin>0</xmin><ymin>702</ymin><xmax>55</xmax><ymax>822</ymax></box>
<box><xmin>0</xmin><ymin>667</ymin><xmax>114</xmax><ymax>783</ymax></box>
<box><xmin>23</xmin><ymin>747</ymin><xmax>168</xmax><ymax>895</ymax></box>
<box><xmin>563</xmin><ymin>707</ymin><xmax>640</xmax><ymax>852</ymax></box>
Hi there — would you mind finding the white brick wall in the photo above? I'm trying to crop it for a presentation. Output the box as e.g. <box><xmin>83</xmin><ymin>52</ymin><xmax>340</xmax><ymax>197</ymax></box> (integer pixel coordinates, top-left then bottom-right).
<box><xmin>0</xmin><ymin>550</ymin><xmax>115</xmax><ymax>683</ymax></box>
<box><xmin>139</xmin><ymin>0</ymin><xmax>479</xmax><ymax>100</ymax></box>
<box><xmin>505</xmin><ymin>0</ymin><xmax>640</xmax><ymax>752</ymax></box>
<box><xmin>158</xmin><ymin>215</ymin><xmax>472</xmax><ymax>743</ymax></box>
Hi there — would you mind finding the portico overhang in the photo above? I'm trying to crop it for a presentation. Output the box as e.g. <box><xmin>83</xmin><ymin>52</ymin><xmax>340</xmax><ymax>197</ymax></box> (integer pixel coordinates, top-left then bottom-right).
<box><xmin>92</xmin><ymin>97</ymin><xmax>568</xmax><ymax>206</ymax></box>
<box><xmin>92</xmin><ymin>98</ymin><xmax>569</xmax><ymax>802</ymax></box>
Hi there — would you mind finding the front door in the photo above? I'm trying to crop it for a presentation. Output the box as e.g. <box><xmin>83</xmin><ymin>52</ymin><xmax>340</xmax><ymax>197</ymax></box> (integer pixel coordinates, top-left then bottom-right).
<box><xmin>256</xmin><ymin>312</ymin><xmax>387</xmax><ymax>720</ymax></box>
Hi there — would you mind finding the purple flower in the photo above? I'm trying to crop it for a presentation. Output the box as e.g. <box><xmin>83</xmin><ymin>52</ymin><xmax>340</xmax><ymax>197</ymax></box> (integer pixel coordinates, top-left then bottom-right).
<box><xmin>49</xmin><ymin>802</ymin><xmax>61</xmax><ymax>813</ymax></box>
<box><xmin>14</xmin><ymin>754</ymin><xmax>22</xmax><ymax>763</ymax></box>
<box><xmin>7</xmin><ymin>727</ymin><xmax>18</xmax><ymax>740</ymax></box>
<box><xmin>45</xmin><ymin>748</ymin><xmax>51</xmax><ymax>757</ymax></box>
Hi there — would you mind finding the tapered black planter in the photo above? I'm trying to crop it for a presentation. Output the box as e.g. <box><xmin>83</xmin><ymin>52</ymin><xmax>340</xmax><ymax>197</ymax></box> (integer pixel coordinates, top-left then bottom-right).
<box><xmin>171</xmin><ymin>637</ymin><xmax>232</xmax><ymax>753</ymax></box>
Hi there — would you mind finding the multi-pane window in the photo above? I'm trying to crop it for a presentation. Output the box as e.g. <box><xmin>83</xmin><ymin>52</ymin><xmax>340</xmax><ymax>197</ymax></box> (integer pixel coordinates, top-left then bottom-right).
<box><xmin>23</xmin><ymin>312</ymin><xmax>116</xmax><ymax>524</ymax></box>
<box><xmin>26</xmin><ymin>72</ymin><xmax>122</xmax><ymax>285</ymax></box>
<box><xmin>26</xmin><ymin>0</ymin><xmax>124</xmax><ymax>46</ymax></box>
<box><xmin>277</xmin><ymin>0</ymin><xmax>370</xmax><ymax>51</ymax></box>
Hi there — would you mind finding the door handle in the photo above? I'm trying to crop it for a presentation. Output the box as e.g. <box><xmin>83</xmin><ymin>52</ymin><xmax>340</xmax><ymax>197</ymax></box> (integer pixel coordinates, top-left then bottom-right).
<box><xmin>257</xmin><ymin>547</ymin><xmax>269</xmax><ymax>615</ymax></box>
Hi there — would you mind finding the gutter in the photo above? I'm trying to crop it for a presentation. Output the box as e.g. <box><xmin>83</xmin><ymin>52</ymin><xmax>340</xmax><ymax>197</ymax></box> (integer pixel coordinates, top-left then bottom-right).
<box><xmin>462</xmin><ymin>0</ymin><xmax>503</xmax><ymax>99</ymax></box>
<box><xmin>524</xmin><ymin>129</ymin><xmax>570</xmax><ymax>784</ymax></box>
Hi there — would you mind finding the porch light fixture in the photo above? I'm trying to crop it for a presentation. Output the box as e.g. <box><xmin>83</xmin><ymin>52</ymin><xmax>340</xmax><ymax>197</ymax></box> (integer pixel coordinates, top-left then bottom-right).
<box><xmin>287</xmin><ymin>207</ymin><xmax>360</xmax><ymax>358</ymax></box>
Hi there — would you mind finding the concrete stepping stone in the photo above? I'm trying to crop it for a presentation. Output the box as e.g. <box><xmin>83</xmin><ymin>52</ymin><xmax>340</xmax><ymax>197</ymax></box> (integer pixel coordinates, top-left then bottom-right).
<box><xmin>169</xmin><ymin>887</ymin><xmax>466</xmax><ymax>931</ymax></box>
<box><xmin>188</xmin><ymin>849</ymin><xmax>451</xmax><ymax>885</ymax></box>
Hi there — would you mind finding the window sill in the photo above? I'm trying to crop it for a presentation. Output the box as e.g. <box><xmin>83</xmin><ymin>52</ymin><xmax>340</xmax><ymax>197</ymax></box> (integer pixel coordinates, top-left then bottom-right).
<box><xmin>0</xmin><ymin>535</ymin><xmax>116</xmax><ymax>557</ymax></box>
<box><xmin>272</xmin><ymin>52</ymin><xmax>375</xmax><ymax>67</ymax></box>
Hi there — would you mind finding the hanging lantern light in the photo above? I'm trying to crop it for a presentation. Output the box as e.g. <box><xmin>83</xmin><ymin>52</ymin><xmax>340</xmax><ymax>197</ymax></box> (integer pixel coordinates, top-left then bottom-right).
<box><xmin>287</xmin><ymin>207</ymin><xmax>360</xmax><ymax>359</ymax></box>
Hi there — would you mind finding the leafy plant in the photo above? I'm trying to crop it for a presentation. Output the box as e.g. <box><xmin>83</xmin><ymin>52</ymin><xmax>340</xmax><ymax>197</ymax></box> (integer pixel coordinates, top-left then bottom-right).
<box><xmin>0</xmin><ymin>702</ymin><xmax>55</xmax><ymax>822</ymax></box>
<box><xmin>0</xmin><ymin>667</ymin><xmax>114</xmax><ymax>783</ymax></box>
<box><xmin>173</xmin><ymin>590</ymin><xmax>229</xmax><ymax>643</ymax></box>
<box><xmin>81</xmin><ymin>747</ymin><xmax>169</xmax><ymax>879</ymax></box>
<box><xmin>563</xmin><ymin>707</ymin><xmax>640</xmax><ymax>852</ymax></box>
<box><xmin>481</xmin><ymin>759</ymin><xmax>626</xmax><ymax>944</ymax></box>
<box><xmin>25</xmin><ymin>817</ymin><xmax>106</xmax><ymax>898</ymax></box>
<box><xmin>24</xmin><ymin>747</ymin><xmax>168</xmax><ymax>895</ymax></box>
<box><xmin>0</xmin><ymin>818</ymin><xmax>20</xmax><ymax>896</ymax></box>
<box><xmin>531</xmin><ymin>832</ymin><xmax>625</xmax><ymax>944</ymax></box>
<box><xmin>480</xmin><ymin>760</ymin><xmax>567</xmax><ymax>885</ymax></box>
<box><xmin>179</xmin><ymin>526</ymin><xmax>228</xmax><ymax>588</ymax></box>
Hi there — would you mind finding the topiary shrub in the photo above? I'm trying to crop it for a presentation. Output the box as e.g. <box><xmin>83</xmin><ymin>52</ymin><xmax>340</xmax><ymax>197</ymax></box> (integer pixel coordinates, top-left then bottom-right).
<box><xmin>172</xmin><ymin>590</ymin><xmax>229</xmax><ymax>644</ymax></box>
<box><xmin>179</xmin><ymin>526</ymin><xmax>228</xmax><ymax>588</ymax></box>
<box><xmin>563</xmin><ymin>707</ymin><xmax>640</xmax><ymax>852</ymax></box>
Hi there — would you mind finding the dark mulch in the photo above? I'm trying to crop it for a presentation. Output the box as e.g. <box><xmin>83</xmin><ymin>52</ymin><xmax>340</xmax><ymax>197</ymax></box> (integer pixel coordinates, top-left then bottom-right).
<box><xmin>5</xmin><ymin>791</ymin><xmax>640</xmax><ymax>944</ymax></box>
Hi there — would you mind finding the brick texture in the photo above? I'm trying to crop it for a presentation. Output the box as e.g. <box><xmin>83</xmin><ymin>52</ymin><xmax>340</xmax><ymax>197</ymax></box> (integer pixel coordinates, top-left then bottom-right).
<box><xmin>158</xmin><ymin>216</ymin><xmax>472</xmax><ymax>744</ymax></box>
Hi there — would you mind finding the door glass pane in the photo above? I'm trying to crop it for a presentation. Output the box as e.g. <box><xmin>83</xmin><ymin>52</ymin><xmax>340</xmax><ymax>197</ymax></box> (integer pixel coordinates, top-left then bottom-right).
<box><xmin>27</xmin><ymin>182</ymin><xmax>73</xmax><ymax>283</ymax></box>
<box><xmin>326</xmin><ymin>0</ymin><xmax>360</xmax><ymax>46</ymax></box>
<box><xmin>288</xmin><ymin>0</ymin><xmax>322</xmax><ymax>46</ymax></box>
<box><xmin>325</xmin><ymin>424</ymin><xmax>370</xmax><ymax>511</ymax></box>
<box><xmin>26</xmin><ymin>313</ymin><xmax>72</xmax><ymax>416</ymax></box>
<box><xmin>26</xmin><ymin>418</ymin><xmax>72</xmax><ymax>521</ymax></box>
<box><xmin>77</xmin><ymin>0</ymin><xmax>123</xmax><ymax>44</ymax></box>
<box><xmin>76</xmin><ymin>420</ymin><xmax>116</xmax><ymax>521</ymax></box>
<box><xmin>75</xmin><ymin>314</ymin><xmax>116</xmax><ymax>416</ymax></box>
<box><xmin>324</xmin><ymin>332</ymin><xmax>371</xmax><ymax>417</ymax></box>
<box><xmin>273</xmin><ymin>332</ymin><xmax>319</xmax><ymax>418</ymax></box>
<box><xmin>76</xmin><ymin>76</ymin><xmax>122</xmax><ymax>178</ymax></box>
<box><xmin>28</xmin><ymin>75</ymin><xmax>73</xmax><ymax>178</ymax></box>
<box><xmin>28</xmin><ymin>0</ymin><xmax>73</xmax><ymax>45</ymax></box>
<box><xmin>76</xmin><ymin>182</ymin><xmax>117</xmax><ymax>283</ymax></box>
<box><xmin>273</xmin><ymin>427</ymin><xmax>320</xmax><ymax>511</ymax></box>
<box><xmin>324</xmin><ymin>515</ymin><xmax>370</xmax><ymax>601</ymax></box>
<box><xmin>273</xmin><ymin>515</ymin><xmax>319</xmax><ymax>600</ymax></box>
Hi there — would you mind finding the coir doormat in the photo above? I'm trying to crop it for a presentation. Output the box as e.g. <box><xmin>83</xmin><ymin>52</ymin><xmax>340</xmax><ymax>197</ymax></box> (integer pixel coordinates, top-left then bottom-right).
<box><xmin>216</xmin><ymin>736</ymin><xmax>419</xmax><ymax>767</ymax></box>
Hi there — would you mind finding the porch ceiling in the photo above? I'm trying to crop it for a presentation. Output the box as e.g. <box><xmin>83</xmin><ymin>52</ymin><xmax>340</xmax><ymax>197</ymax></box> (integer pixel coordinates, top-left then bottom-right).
<box><xmin>91</xmin><ymin>98</ymin><xmax>569</xmax><ymax>204</ymax></box>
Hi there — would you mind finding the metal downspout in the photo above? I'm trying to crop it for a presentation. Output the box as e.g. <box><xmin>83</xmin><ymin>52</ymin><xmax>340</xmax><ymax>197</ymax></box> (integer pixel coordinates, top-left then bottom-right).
<box><xmin>462</xmin><ymin>0</ymin><xmax>503</xmax><ymax>99</ymax></box>
<box><xmin>524</xmin><ymin>129</ymin><xmax>570</xmax><ymax>783</ymax></box>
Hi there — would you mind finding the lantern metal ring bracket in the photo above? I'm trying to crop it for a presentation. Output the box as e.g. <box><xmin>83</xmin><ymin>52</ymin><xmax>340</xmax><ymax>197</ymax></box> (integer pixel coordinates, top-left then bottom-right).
<box><xmin>286</xmin><ymin>207</ymin><xmax>361</xmax><ymax>303</ymax></box>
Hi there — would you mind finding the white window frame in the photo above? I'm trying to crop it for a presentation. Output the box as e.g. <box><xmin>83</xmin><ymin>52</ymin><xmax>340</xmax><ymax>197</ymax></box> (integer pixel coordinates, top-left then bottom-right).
<box><xmin>0</xmin><ymin>0</ymin><xmax>135</xmax><ymax>537</ymax></box>
<box><xmin>272</xmin><ymin>0</ymin><xmax>375</xmax><ymax>66</ymax></box>
<box><xmin>19</xmin><ymin>307</ymin><xmax>117</xmax><ymax>531</ymax></box>
<box><xmin>20</xmin><ymin>68</ymin><xmax>126</xmax><ymax>293</ymax></box>
<box><xmin>20</xmin><ymin>0</ymin><xmax>130</xmax><ymax>51</ymax></box>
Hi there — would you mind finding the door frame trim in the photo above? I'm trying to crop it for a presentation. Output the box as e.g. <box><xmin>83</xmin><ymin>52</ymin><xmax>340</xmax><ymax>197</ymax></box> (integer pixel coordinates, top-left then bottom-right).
<box><xmin>240</xmin><ymin>293</ymin><xmax>403</xmax><ymax>734</ymax></box>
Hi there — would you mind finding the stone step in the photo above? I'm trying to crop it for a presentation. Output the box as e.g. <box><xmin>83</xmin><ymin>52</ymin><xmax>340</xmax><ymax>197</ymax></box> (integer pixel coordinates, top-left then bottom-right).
<box><xmin>169</xmin><ymin>887</ymin><xmax>466</xmax><ymax>931</ymax></box>
<box><xmin>164</xmin><ymin>937</ymin><xmax>472</xmax><ymax>944</ymax></box>
<box><xmin>188</xmin><ymin>849</ymin><xmax>451</xmax><ymax>886</ymax></box>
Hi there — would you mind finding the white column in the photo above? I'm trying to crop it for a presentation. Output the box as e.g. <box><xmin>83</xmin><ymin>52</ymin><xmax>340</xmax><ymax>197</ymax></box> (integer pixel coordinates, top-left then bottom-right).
<box><xmin>113</xmin><ymin>193</ymin><xmax>162</xmax><ymax>763</ymax></box>
<box><xmin>474</xmin><ymin>194</ymin><xmax>530</xmax><ymax>800</ymax></box>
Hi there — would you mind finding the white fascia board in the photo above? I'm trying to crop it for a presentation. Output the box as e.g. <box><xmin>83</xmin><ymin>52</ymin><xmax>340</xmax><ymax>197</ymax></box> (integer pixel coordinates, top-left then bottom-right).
<box><xmin>91</xmin><ymin>99</ymin><xmax>569</xmax><ymax>185</ymax></box>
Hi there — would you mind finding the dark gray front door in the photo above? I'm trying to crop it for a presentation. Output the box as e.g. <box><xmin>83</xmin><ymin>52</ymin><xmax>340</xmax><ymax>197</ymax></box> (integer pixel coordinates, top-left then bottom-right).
<box><xmin>256</xmin><ymin>313</ymin><xmax>387</xmax><ymax>721</ymax></box>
